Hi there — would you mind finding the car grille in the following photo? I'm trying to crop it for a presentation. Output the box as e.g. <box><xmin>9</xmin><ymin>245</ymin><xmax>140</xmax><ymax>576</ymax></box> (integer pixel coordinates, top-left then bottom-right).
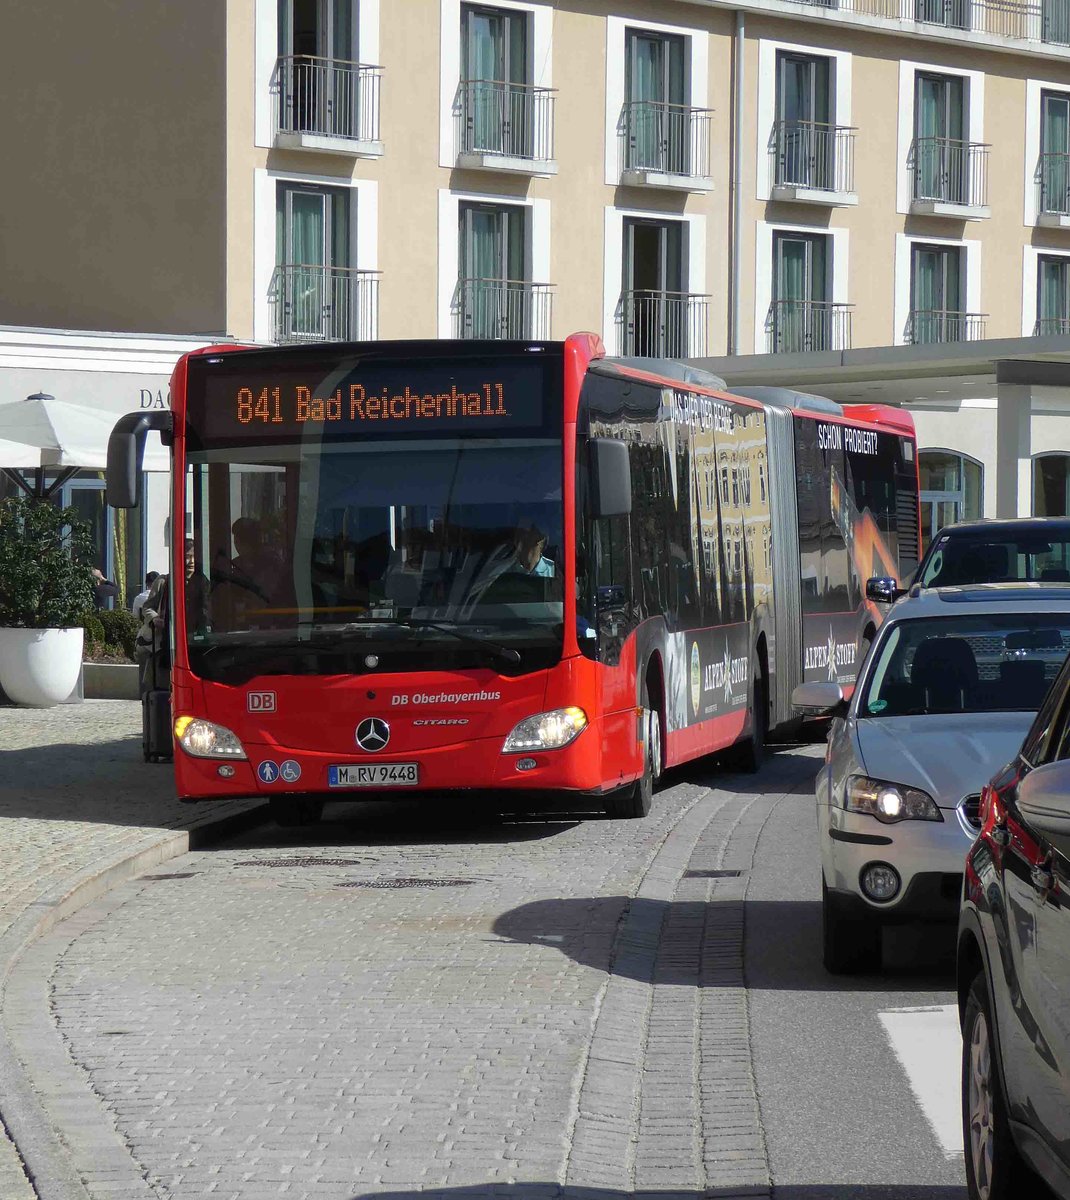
<box><xmin>958</xmin><ymin>793</ymin><xmax>982</xmax><ymax>833</ymax></box>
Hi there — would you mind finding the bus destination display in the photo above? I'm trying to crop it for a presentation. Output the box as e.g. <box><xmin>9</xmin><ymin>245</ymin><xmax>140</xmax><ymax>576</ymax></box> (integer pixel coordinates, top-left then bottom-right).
<box><xmin>187</xmin><ymin>354</ymin><xmax>560</xmax><ymax>446</ymax></box>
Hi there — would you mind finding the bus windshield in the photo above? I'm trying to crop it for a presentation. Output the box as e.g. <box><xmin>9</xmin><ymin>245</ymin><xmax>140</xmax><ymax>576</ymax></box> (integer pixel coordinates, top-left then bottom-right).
<box><xmin>182</xmin><ymin>347</ymin><xmax>564</xmax><ymax>682</ymax></box>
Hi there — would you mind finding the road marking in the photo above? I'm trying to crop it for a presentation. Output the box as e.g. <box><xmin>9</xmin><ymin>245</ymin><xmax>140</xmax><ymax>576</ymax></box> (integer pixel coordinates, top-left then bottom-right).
<box><xmin>879</xmin><ymin>1004</ymin><xmax>963</xmax><ymax>1161</ymax></box>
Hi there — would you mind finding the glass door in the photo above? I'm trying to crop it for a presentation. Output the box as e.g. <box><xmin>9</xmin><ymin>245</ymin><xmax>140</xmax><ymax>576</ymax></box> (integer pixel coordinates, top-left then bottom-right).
<box><xmin>623</xmin><ymin>219</ymin><xmax>684</xmax><ymax>355</ymax></box>
<box><xmin>1038</xmin><ymin>256</ymin><xmax>1070</xmax><ymax>335</ymax></box>
<box><xmin>915</xmin><ymin>74</ymin><xmax>965</xmax><ymax>201</ymax></box>
<box><xmin>625</xmin><ymin>31</ymin><xmax>686</xmax><ymax>173</ymax></box>
<box><xmin>459</xmin><ymin>203</ymin><xmax>526</xmax><ymax>337</ymax></box>
<box><xmin>772</xmin><ymin>232</ymin><xmax>828</xmax><ymax>351</ymax></box>
<box><xmin>777</xmin><ymin>53</ymin><xmax>831</xmax><ymax>189</ymax></box>
<box><xmin>279</xmin><ymin>0</ymin><xmax>354</xmax><ymax>134</ymax></box>
<box><xmin>1042</xmin><ymin>92</ymin><xmax>1070</xmax><ymax>215</ymax></box>
<box><xmin>911</xmin><ymin>244</ymin><xmax>961</xmax><ymax>343</ymax></box>
<box><xmin>276</xmin><ymin>186</ymin><xmax>350</xmax><ymax>340</ymax></box>
<box><xmin>462</xmin><ymin>5</ymin><xmax>528</xmax><ymax>156</ymax></box>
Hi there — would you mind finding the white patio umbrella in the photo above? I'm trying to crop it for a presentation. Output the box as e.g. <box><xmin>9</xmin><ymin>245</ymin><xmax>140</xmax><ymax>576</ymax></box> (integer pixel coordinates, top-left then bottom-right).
<box><xmin>0</xmin><ymin>392</ymin><xmax>168</xmax><ymax>498</ymax></box>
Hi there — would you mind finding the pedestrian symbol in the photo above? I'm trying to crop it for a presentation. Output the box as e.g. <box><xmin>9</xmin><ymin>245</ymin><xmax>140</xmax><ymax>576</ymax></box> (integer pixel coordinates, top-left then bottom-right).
<box><xmin>257</xmin><ymin>760</ymin><xmax>280</xmax><ymax>784</ymax></box>
<box><xmin>280</xmin><ymin>759</ymin><xmax>301</xmax><ymax>783</ymax></box>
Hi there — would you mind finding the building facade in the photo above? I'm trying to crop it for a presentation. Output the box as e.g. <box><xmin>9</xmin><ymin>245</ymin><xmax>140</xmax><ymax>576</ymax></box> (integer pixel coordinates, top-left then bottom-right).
<box><xmin>3</xmin><ymin>0</ymin><xmax>1070</xmax><ymax>575</ymax></box>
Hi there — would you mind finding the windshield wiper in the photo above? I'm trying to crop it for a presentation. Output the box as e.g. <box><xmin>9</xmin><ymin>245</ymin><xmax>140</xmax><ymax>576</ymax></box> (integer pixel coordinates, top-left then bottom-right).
<box><xmin>400</xmin><ymin>618</ymin><xmax>521</xmax><ymax>664</ymax></box>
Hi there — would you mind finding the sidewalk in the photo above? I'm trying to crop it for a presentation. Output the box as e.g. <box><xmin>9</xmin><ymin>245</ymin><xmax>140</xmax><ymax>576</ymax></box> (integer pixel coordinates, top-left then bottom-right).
<box><xmin>0</xmin><ymin>700</ymin><xmax>268</xmax><ymax>1200</ymax></box>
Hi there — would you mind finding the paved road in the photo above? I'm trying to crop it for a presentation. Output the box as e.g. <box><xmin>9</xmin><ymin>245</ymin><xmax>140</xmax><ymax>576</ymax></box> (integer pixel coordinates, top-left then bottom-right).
<box><xmin>7</xmin><ymin>742</ymin><xmax>969</xmax><ymax>1199</ymax></box>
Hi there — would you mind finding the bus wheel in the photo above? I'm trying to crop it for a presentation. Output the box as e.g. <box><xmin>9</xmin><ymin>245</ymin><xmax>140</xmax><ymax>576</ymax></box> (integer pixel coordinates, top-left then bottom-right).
<box><xmin>604</xmin><ymin>696</ymin><xmax>660</xmax><ymax>820</ymax></box>
<box><xmin>269</xmin><ymin>797</ymin><xmax>325</xmax><ymax>828</ymax></box>
<box><xmin>731</xmin><ymin>673</ymin><xmax>767</xmax><ymax>774</ymax></box>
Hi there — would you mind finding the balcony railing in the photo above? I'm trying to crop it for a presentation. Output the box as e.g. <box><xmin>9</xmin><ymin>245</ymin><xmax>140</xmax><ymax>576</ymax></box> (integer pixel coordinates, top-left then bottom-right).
<box><xmin>616</xmin><ymin>291</ymin><xmax>710</xmax><ymax>357</ymax></box>
<box><xmin>765</xmin><ymin>301</ymin><xmax>853</xmax><ymax>353</ymax></box>
<box><xmin>906</xmin><ymin>308</ymin><xmax>987</xmax><ymax>344</ymax></box>
<box><xmin>785</xmin><ymin>0</ymin><xmax>1070</xmax><ymax>45</ymax></box>
<box><xmin>618</xmin><ymin>101</ymin><xmax>714</xmax><ymax>180</ymax></box>
<box><xmin>454</xmin><ymin>80</ymin><xmax>556</xmax><ymax>165</ymax></box>
<box><xmin>771</xmin><ymin>121</ymin><xmax>856</xmax><ymax>195</ymax></box>
<box><xmin>1038</xmin><ymin>153</ymin><xmax>1070</xmax><ymax>216</ymax></box>
<box><xmin>909</xmin><ymin>137</ymin><xmax>990</xmax><ymax>208</ymax></box>
<box><xmin>268</xmin><ymin>265</ymin><xmax>380</xmax><ymax>344</ymax></box>
<box><xmin>272</xmin><ymin>55</ymin><xmax>382</xmax><ymax>144</ymax></box>
<box><xmin>452</xmin><ymin>278</ymin><xmax>553</xmax><ymax>340</ymax></box>
<box><xmin>1034</xmin><ymin>316</ymin><xmax>1070</xmax><ymax>335</ymax></box>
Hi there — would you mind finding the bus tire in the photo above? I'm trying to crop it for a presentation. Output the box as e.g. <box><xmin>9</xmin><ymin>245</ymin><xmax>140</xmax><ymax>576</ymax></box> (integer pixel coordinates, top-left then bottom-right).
<box><xmin>604</xmin><ymin>691</ymin><xmax>661</xmax><ymax>820</ymax></box>
<box><xmin>732</xmin><ymin>673</ymin><xmax>767</xmax><ymax>774</ymax></box>
<box><xmin>269</xmin><ymin>797</ymin><xmax>325</xmax><ymax>828</ymax></box>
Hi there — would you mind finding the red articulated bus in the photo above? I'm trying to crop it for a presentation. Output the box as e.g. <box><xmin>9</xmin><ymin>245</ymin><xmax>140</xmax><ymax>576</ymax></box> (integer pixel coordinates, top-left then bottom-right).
<box><xmin>106</xmin><ymin>334</ymin><xmax>918</xmax><ymax>826</ymax></box>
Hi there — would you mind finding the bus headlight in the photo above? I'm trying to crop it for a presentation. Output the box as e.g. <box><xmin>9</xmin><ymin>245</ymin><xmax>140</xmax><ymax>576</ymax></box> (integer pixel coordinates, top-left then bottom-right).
<box><xmin>173</xmin><ymin>716</ymin><xmax>247</xmax><ymax>760</ymax></box>
<box><xmin>845</xmin><ymin>775</ymin><xmax>941</xmax><ymax>823</ymax></box>
<box><xmin>503</xmin><ymin>707</ymin><xmax>588</xmax><ymax>753</ymax></box>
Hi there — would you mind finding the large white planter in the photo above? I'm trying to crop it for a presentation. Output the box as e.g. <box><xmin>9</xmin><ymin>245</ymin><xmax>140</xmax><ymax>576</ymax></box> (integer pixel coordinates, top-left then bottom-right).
<box><xmin>0</xmin><ymin>626</ymin><xmax>84</xmax><ymax>707</ymax></box>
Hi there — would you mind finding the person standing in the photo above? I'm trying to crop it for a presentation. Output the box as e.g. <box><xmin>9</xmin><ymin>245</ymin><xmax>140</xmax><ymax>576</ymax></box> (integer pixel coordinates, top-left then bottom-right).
<box><xmin>131</xmin><ymin>571</ymin><xmax>160</xmax><ymax>621</ymax></box>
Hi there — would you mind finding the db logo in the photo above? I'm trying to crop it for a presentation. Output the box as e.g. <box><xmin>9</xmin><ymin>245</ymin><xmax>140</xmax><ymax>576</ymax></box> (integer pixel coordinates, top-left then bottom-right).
<box><xmin>247</xmin><ymin>691</ymin><xmax>277</xmax><ymax>713</ymax></box>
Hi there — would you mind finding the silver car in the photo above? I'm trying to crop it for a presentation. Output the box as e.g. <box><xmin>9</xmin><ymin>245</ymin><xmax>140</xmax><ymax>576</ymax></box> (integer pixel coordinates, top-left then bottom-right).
<box><xmin>796</xmin><ymin>584</ymin><xmax>1070</xmax><ymax>974</ymax></box>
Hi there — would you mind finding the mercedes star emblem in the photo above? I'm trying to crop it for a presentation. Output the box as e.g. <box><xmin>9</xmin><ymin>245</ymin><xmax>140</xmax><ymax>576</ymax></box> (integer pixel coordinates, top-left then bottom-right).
<box><xmin>355</xmin><ymin>717</ymin><xmax>390</xmax><ymax>752</ymax></box>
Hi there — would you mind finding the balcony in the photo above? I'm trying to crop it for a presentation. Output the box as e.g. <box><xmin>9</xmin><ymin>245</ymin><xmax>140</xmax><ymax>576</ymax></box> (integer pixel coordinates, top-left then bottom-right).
<box><xmin>1034</xmin><ymin>316</ymin><xmax>1070</xmax><ymax>335</ymax></box>
<box><xmin>268</xmin><ymin>265</ymin><xmax>380</xmax><ymax>344</ymax></box>
<box><xmin>769</xmin><ymin>122</ymin><xmax>857</xmax><ymax>205</ymax></box>
<box><xmin>454</xmin><ymin>81</ymin><xmax>557</xmax><ymax>176</ymax></box>
<box><xmin>765</xmin><ymin>301</ymin><xmax>853</xmax><ymax>353</ymax></box>
<box><xmin>616</xmin><ymin>291</ymin><xmax>710</xmax><ymax>357</ymax></box>
<box><xmin>909</xmin><ymin>137</ymin><xmax>990</xmax><ymax>219</ymax></box>
<box><xmin>452</xmin><ymin>279</ymin><xmax>554</xmax><ymax>340</ymax></box>
<box><xmin>271</xmin><ymin>56</ymin><xmax>383</xmax><ymax>156</ymax></box>
<box><xmin>782</xmin><ymin>0</ymin><xmax>1070</xmax><ymax>46</ymax></box>
<box><xmin>1037</xmin><ymin>153</ymin><xmax>1070</xmax><ymax>227</ymax></box>
<box><xmin>906</xmin><ymin>308</ymin><xmax>987</xmax><ymax>344</ymax></box>
<box><xmin>617</xmin><ymin>102</ymin><xmax>714</xmax><ymax>191</ymax></box>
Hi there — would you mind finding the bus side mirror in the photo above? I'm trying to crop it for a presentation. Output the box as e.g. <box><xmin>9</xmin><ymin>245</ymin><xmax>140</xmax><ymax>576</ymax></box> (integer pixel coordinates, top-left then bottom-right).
<box><xmin>866</xmin><ymin>576</ymin><xmax>903</xmax><ymax>604</ymax></box>
<box><xmin>106</xmin><ymin>411</ymin><xmax>172</xmax><ymax>508</ymax></box>
<box><xmin>590</xmin><ymin>438</ymin><xmax>631</xmax><ymax>519</ymax></box>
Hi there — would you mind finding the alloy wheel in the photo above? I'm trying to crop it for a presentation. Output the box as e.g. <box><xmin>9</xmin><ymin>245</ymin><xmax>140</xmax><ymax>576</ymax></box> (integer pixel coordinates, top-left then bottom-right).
<box><xmin>968</xmin><ymin>1007</ymin><xmax>995</xmax><ymax>1200</ymax></box>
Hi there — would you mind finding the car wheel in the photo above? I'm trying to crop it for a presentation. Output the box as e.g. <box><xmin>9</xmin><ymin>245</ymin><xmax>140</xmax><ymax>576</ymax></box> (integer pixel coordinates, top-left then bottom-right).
<box><xmin>962</xmin><ymin>971</ymin><xmax>1043</xmax><ymax>1200</ymax></box>
<box><xmin>822</xmin><ymin>878</ymin><xmax>881</xmax><ymax>974</ymax></box>
<box><xmin>604</xmin><ymin>689</ymin><xmax>660</xmax><ymax>819</ymax></box>
<box><xmin>269</xmin><ymin>797</ymin><xmax>325</xmax><ymax>828</ymax></box>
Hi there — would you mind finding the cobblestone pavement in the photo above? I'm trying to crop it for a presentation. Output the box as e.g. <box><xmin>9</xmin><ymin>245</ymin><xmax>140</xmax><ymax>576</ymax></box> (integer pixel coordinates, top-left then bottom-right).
<box><xmin>11</xmin><ymin>744</ymin><xmax>819</xmax><ymax>1200</ymax></box>
<box><xmin>0</xmin><ymin>700</ymin><xmax>268</xmax><ymax>1200</ymax></box>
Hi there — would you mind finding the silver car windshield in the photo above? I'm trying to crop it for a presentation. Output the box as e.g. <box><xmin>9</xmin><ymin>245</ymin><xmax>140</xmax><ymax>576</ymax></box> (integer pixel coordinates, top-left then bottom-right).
<box><xmin>860</xmin><ymin>613</ymin><xmax>1070</xmax><ymax>718</ymax></box>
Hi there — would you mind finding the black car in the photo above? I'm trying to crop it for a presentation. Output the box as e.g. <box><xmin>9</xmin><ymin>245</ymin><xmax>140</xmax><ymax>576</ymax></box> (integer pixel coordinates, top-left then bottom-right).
<box><xmin>958</xmin><ymin>652</ymin><xmax>1070</xmax><ymax>1200</ymax></box>
<box><xmin>867</xmin><ymin>518</ymin><xmax>1070</xmax><ymax>603</ymax></box>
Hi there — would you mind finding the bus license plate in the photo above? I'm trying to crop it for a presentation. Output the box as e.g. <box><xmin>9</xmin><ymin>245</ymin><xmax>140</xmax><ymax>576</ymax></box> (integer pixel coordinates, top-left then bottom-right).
<box><xmin>328</xmin><ymin>763</ymin><xmax>419</xmax><ymax>788</ymax></box>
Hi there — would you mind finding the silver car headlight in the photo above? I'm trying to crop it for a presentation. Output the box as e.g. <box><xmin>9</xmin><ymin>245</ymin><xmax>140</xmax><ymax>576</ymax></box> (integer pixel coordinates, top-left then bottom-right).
<box><xmin>502</xmin><ymin>707</ymin><xmax>588</xmax><ymax>753</ymax></box>
<box><xmin>173</xmin><ymin>716</ymin><xmax>247</xmax><ymax>759</ymax></box>
<box><xmin>845</xmin><ymin>774</ymin><xmax>942</xmax><ymax>823</ymax></box>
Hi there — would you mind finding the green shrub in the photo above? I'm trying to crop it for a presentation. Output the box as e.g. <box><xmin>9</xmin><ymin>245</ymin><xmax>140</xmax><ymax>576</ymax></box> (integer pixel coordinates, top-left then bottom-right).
<box><xmin>98</xmin><ymin>609</ymin><xmax>139</xmax><ymax>660</ymax></box>
<box><xmin>82</xmin><ymin>614</ymin><xmax>105</xmax><ymax>645</ymax></box>
<box><xmin>0</xmin><ymin>497</ymin><xmax>95</xmax><ymax>628</ymax></box>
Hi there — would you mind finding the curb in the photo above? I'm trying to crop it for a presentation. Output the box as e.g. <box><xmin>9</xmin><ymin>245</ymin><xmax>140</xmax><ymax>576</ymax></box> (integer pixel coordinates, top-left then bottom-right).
<box><xmin>0</xmin><ymin>801</ymin><xmax>271</xmax><ymax>1200</ymax></box>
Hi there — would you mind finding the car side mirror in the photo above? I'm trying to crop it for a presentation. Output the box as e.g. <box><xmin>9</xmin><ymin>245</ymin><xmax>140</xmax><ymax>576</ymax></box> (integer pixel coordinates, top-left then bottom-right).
<box><xmin>866</xmin><ymin>576</ymin><xmax>903</xmax><ymax>604</ymax></box>
<box><xmin>590</xmin><ymin>438</ymin><xmax>632</xmax><ymax>518</ymax></box>
<box><xmin>792</xmin><ymin>681</ymin><xmax>846</xmax><ymax>715</ymax></box>
<box><xmin>1017</xmin><ymin>760</ymin><xmax>1070</xmax><ymax>861</ymax></box>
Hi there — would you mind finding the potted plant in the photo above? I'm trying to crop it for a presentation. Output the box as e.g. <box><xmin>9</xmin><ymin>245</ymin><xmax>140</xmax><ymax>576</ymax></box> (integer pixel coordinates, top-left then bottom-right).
<box><xmin>0</xmin><ymin>496</ymin><xmax>95</xmax><ymax>706</ymax></box>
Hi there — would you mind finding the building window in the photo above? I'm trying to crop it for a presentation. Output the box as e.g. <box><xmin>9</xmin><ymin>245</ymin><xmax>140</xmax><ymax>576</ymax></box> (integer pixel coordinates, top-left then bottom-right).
<box><xmin>908</xmin><ymin>243</ymin><xmax>974</xmax><ymax>343</ymax></box>
<box><xmin>617</xmin><ymin>217</ymin><xmax>706</xmax><ymax>356</ymax></box>
<box><xmin>1039</xmin><ymin>90</ymin><xmax>1070</xmax><ymax>217</ymax></box>
<box><xmin>623</xmin><ymin>28</ymin><xmax>687</xmax><ymax>174</ymax></box>
<box><xmin>453</xmin><ymin>202</ymin><xmax>550</xmax><ymax>339</ymax></box>
<box><xmin>1037</xmin><ymin>255</ymin><xmax>1070</xmax><ymax>335</ymax></box>
<box><xmin>271</xmin><ymin>183</ymin><xmax>377</xmax><ymax>343</ymax></box>
<box><xmin>774</xmin><ymin>52</ymin><xmax>833</xmax><ymax>191</ymax></box>
<box><xmin>459</xmin><ymin>4</ymin><xmax>535</xmax><ymax>159</ymax></box>
<box><xmin>768</xmin><ymin>231</ymin><xmax>849</xmax><ymax>353</ymax></box>
<box><xmin>919</xmin><ymin>449</ymin><xmax>982</xmax><ymax>546</ymax></box>
<box><xmin>1035</xmin><ymin>453</ymin><xmax>1070</xmax><ymax>516</ymax></box>
<box><xmin>913</xmin><ymin>73</ymin><xmax>968</xmax><ymax>203</ymax></box>
<box><xmin>914</xmin><ymin>0</ymin><xmax>971</xmax><ymax>30</ymax></box>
